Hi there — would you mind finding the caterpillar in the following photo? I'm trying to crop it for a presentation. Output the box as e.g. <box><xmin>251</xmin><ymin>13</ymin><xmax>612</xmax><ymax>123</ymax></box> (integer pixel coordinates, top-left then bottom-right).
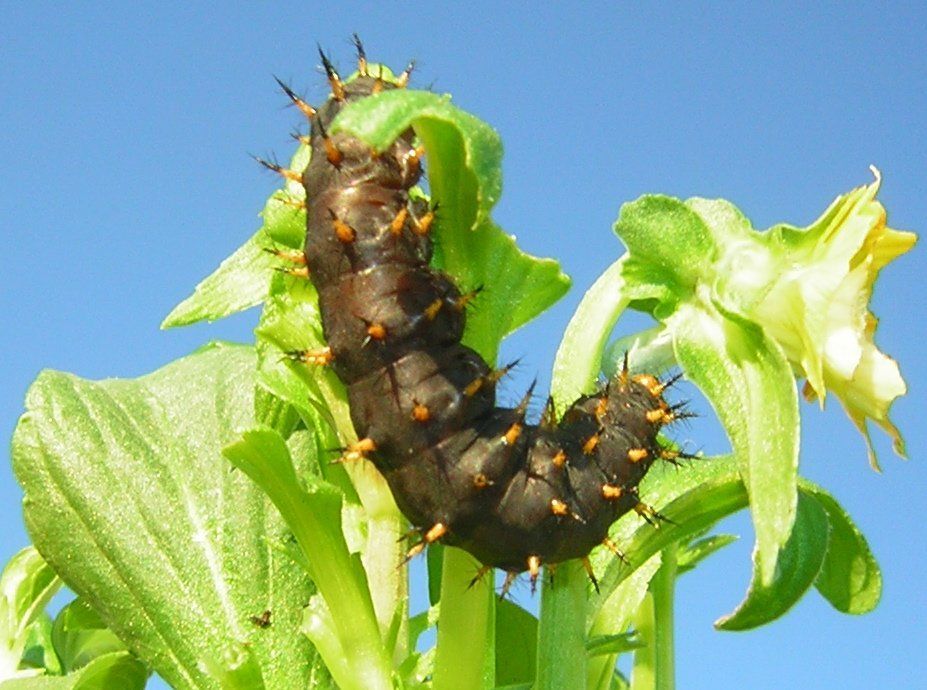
<box><xmin>262</xmin><ymin>39</ymin><xmax>686</xmax><ymax>589</ymax></box>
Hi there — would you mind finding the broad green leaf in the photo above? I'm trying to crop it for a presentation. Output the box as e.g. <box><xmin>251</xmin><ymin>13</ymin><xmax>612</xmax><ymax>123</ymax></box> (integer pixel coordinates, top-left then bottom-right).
<box><xmin>800</xmin><ymin>481</ymin><xmax>882</xmax><ymax>614</ymax></box>
<box><xmin>0</xmin><ymin>652</ymin><xmax>146</xmax><ymax>690</ymax></box>
<box><xmin>495</xmin><ymin>600</ymin><xmax>537</xmax><ymax>688</ymax></box>
<box><xmin>333</xmin><ymin>89</ymin><xmax>570</xmax><ymax>362</ymax></box>
<box><xmin>715</xmin><ymin>492</ymin><xmax>829</xmax><ymax>630</ymax></box>
<box><xmin>223</xmin><ymin>428</ymin><xmax>391</xmax><ymax>690</ymax></box>
<box><xmin>669</xmin><ymin>300</ymin><xmax>799</xmax><ymax>585</ymax></box>
<box><xmin>12</xmin><ymin>343</ymin><xmax>319</xmax><ymax>690</ymax></box>
<box><xmin>0</xmin><ymin>548</ymin><xmax>61</xmax><ymax>679</ymax></box>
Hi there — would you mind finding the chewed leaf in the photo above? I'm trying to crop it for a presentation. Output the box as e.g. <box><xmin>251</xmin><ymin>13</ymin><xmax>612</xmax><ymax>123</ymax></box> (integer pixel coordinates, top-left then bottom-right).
<box><xmin>11</xmin><ymin>344</ymin><xmax>318</xmax><ymax>690</ymax></box>
<box><xmin>333</xmin><ymin>89</ymin><xmax>570</xmax><ymax>363</ymax></box>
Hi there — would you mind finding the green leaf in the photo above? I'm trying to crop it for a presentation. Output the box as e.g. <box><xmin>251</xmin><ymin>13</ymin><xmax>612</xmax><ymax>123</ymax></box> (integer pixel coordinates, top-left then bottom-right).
<box><xmin>19</xmin><ymin>614</ymin><xmax>60</xmax><ymax>676</ymax></box>
<box><xmin>0</xmin><ymin>652</ymin><xmax>146</xmax><ymax>690</ymax></box>
<box><xmin>11</xmin><ymin>343</ymin><xmax>319</xmax><ymax>690</ymax></box>
<box><xmin>223</xmin><ymin>428</ymin><xmax>392</xmax><ymax>690</ymax></box>
<box><xmin>585</xmin><ymin>632</ymin><xmax>644</xmax><ymax>657</ymax></box>
<box><xmin>675</xmin><ymin>534</ymin><xmax>738</xmax><ymax>576</ymax></box>
<box><xmin>715</xmin><ymin>492</ymin><xmax>829</xmax><ymax>630</ymax></box>
<box><xmin>668</xmin><ymin>300</ymin><xmax>799</xmax><ymax>585</ymax></box>
<box><xmin>50</xmin><ymin>600</ymin><xmax>126</xmax><ymax>674</ymax></box>
<box><xmin>0</xmin><ymin>547</ymin><xmax>61</xmax><ymax>679</ymax></box>
<box><xmin>800</xmin><ymin>481</ymin><xmax>882</xmax><ymax>614</ymax></box>
<box><xmin>161</xmin><ymin>141</ymin><xmax>310</xmax><ymax>329</ymax></box>
<box><xmin>613</xmin><ymin>195</ymin><xmax>718</xmax><ymax>295</ymax></box>
<box><xmin>333</xmin><ymin>89</ymin><xmax>570</xmax><ymax>362</ymax></box>
<box><xmin>587</xmin><ymin>456</ymin><xmax>747</xmax><ymax>624</ymax></box>
<box><xmin>160</xmin><ymin>229</ymin><xmax>277</xmax><ymax>328</ymax></box>
<box><xmin>495</xmin><ymin>600</ymin><xmax>537</xmax><ymax>687</ymax></box>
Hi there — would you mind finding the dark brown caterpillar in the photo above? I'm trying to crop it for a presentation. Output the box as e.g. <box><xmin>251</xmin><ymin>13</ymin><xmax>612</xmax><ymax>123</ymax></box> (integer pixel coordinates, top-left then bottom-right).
<box><xmin>265</xmin><ymin>40</ymin><xmax>685</xmax><ymax>587</ymax></box>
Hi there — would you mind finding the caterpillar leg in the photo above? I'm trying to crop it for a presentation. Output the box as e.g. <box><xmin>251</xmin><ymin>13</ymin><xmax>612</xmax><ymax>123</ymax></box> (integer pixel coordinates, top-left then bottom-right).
<box><xmin>581</xmin><ymin>556</ymin><xmax>600</xmax><ymax>594</ymax></box>
<box><xmin>403</xmin><ymin>522</ymin><xmax>448</xmax><ymax>564</ymax></box>
<box><xmin>467</xmin><ymin>565</ymin><xmax>494</xmax><ymax>590</ymax></box>
<box><xmin>283</xmin><ymin>347</ymin><xmax>333</xmax><ymax>366</ymax></box>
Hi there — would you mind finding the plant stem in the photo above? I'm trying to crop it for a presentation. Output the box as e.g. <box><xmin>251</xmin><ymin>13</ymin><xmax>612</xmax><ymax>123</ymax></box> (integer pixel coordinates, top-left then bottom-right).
<box><xmin>536</xmin><ymin>560</ymin><xmax>587</xmax><ymax>689</ymax></box>
<box><xmin>631</xmin><ymin>546</ymin><xmax>677</xmax><ymax>690</ymax></box>
<box><xmin>364</xmin><ymin>511</ymin><xmax>408</xmax><ymax>662</ymax></box>
<box><xmin>432</xmin><ymin>547</ymin><xmax>495</xmax><ymax>690</ymax></box>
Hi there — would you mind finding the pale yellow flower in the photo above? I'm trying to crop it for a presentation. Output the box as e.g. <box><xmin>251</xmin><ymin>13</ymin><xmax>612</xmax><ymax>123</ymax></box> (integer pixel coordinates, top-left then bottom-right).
<box><xmin>750</xmin><ymin>168</ymin><xmax>916</xmax><ymax>470</ymax></box>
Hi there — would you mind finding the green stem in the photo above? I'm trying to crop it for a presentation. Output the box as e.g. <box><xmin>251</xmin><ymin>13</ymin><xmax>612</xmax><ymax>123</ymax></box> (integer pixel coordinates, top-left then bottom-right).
<box><xmin>630</xmin><ymin>593</ymin><xmax>656</xmax><ymax>690</ymax></box>
<box><xmin>364</xmin><ymin>511</ymin><xmax>408</xmax><ymax>662</ymax></box>
<box><xmin>536</xmin><ymin>560</ymin><xmax>587</xmax><ymax>689</ymax></box>
<box><xmin>432</xmin><ymin>547</ymin><xmax>495</xmax><ymax>690</ymax></box>
<box><xmin>631</xmin><ymin>546</ymin><xmax>677</xmax><ymax>690</ymax></box>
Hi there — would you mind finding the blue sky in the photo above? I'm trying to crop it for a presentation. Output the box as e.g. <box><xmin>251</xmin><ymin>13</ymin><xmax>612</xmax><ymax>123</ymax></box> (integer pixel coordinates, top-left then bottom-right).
<box><xmin>1</xmin><ymin>3</ymin><xmax>924</xmax><ymax>688</ymax></box>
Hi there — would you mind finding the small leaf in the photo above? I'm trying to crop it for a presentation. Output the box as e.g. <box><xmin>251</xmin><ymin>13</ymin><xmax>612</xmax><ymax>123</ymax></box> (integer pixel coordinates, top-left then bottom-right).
<box><xmin>51</xmin><ymin>600</ymin><xmax>127</xmax><ymax>674</ymax></box>
<box><xmin>0</xmin><ymin>547</ymin><xmax>61</xmax><ymax>679</ymax></box>
<box><xmin>676</xmin><ymin>534</ymin><xmax>738</xmax><ymax>575</ymax></box>
<box><xmin>161</xmin><ymin>145</ymin><xmax>310</xmax><ymax>329</ymax></box>
<box><xmin>12</xmin><ymin>344</ymin><xmax>318</xmax><ymax>690</ymax></box>
<box><xmin>613</xmin><ymin>195</ymin><xmax>718</xmax><ymax>294</ymax></box>
<box><xmin>715</xmin><ymin>492</ymin><xmax>829</xmax><ymax>630</ymax></box>
<box><xmin>0</xmin><ymin>652</ymin><xmax>147</xmax><ymax>690</ymax></box>
<box><xmin>19</xmin><ymin>615</ymin><xmax>60</xmax><ymax>676</ymax></box>
<box><xmin>800</xmin><ymin>480</ymin><xmax>882</xmax><ymax>614</ymax></box>
<box><xmin>669</xmin><ymin>300</ymin><xmax>799</xmax><ymax>585</ymax></box>
<box><xmin>585</xmin><ymin>632</ymin><xmax>644</xmax><ymax>657</ymax></box>
<box><xmin>160</xmin><ymin>229</ymin><xmax>277</xmax><ymax>328</ymax></box>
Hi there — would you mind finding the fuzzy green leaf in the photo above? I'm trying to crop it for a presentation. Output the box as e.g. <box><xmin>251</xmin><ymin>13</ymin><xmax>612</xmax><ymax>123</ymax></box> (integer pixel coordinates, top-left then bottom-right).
<box><xmin>11</xmin><ymin>343</ymin><xmax>318</xmax><ymax>690</ymax></box>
